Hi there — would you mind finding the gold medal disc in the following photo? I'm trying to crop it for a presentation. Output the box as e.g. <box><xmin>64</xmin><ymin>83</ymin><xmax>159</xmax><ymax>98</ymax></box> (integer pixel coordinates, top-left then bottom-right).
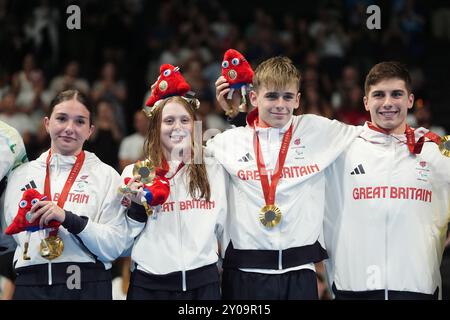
<box><xmin>439</xmin><ymin>135</ymin><xmax>450</xmax><ymax>157</ymax></box>
<box><xmin>259</xmin><ymin>205</ymin><xmax>282</xmax><ymax>228</ymax></box>
<box><xmin>228</xmin><ymin>69</ymin><xmax>237</xmax><ymax>80</ymax></box>
<box><xmin>158</xmin><ymin>80</ymin><xmax>168</xmax><ymax>91</ymax></box>
<box><xmin>132</xmin><ymin>159</ymin><xmax>155</xmax><ymax>184</ymax></box>
<box><xmin>40</xmin><ymin>236</ymin><xmax>64</xmax><ymax>260</ymax></box>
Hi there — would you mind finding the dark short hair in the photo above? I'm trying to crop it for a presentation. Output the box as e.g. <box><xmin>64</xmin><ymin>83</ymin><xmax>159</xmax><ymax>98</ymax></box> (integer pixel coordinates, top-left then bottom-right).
<box><xmin>48</xmin><ymin>90</ymin><xmax>94</xmax><ymax>125</ymax></box>
<box><xmin>364</xmin><ymin>61</ymin><xmax>412</xmax><ymax>96</ymax></box>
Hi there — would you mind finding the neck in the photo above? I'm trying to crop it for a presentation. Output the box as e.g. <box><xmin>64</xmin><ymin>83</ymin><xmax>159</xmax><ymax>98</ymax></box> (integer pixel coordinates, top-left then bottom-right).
<box><xmin>257</xmin><ymin>116</ymin><xmax>271</xmax><ymax>128</ymax></box>
<box><xmin>371</xmin><ymin>122</ymin><xmax>407</xmax><ymax>135</ymax></box>
<box><xmin>162</xmin><ymin>147</ymin><xmax>190</xmax><ymax>164</ymax></box>
<box><xmin>51</xmin><ymin>146</ymin><xmax>82</xmax><ymax>157</ymax></box>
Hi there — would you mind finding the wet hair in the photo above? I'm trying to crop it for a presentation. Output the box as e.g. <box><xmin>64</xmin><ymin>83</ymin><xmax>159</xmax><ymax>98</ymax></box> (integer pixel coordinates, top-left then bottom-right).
<box><xmin>48</xmin><ymin>90</ymin><xmax>94</xmax><ymax>125</ymax></box>
<box><xmin>253</xmin><ymin>56</ymin><xmax>301</xmax><ymax>92</ymax></box>
<box><xmin>364</xmin><ymin>61</ymin><xmax>412</xmax><ymax>96</ymax></box>
<box><xmin>143</xmin><ymin>96</ymin><xmax>211</xmax><ymax>201</ymax></box>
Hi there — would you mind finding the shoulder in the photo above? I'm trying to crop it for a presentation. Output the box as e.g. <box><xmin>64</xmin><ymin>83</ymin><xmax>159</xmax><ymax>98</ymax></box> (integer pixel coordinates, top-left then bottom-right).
<box><xmin>8</xmin><ymin>160</ymin><xmax>37</xmax><ymax>179</ymax></box>
<box><xmin>294</xmin><ymin>114</ymin><xmax>333</xmax><ymax>127</ymax></box>
<box><xmin>206</xmin><ymin>126</ymin><xmax>249</xmax><ymax>152</ymax></box>
<box><xmin>211</xmin><ymin>126</ymin><xmax>249</xmax><ymax>141</ymax></box>
<box><xmin>85</xmin><ymin>151</ymin><xmax>120</xmax><ymax>178</ymax></box>
<box><xmin>0</xmin><ymin>120</ymin><xmax>21</xmax><ymax>137</ymax></box>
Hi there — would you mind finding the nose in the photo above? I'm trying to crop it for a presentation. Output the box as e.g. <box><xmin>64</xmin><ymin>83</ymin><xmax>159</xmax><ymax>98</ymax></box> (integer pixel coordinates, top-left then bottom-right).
<box><xmin>382</xmin><ymin>96</ymin><xmax>394</xmax><ymax>108</ymax></box>
<box><xmin>64</xmin><ymin>120</ymin><xmax>75</xmax><ymax>134</ymax></box>
<box><xmin>172</xmin><ymin>119</ymin><xmax>184</xmax><ymax>131</ymax></box>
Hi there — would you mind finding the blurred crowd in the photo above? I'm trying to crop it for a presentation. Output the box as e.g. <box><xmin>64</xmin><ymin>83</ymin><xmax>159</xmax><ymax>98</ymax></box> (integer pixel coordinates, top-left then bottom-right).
<box><xmin>1</xmin><ymin>0</ymin><xmax>450</xmax><ymax>299</ymax></box>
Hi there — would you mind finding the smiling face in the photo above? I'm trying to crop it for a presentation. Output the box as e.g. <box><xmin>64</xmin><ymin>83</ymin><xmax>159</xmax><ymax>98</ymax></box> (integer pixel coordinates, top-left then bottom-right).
<box><xmin>250</xmin><ymin>82</ymin><xmax>300</xmax><ymax>128</ymax></box>
<box><xmin>44</xmin><ymin>98</ymin><xmax>94</xmax><ymax>156</ymax></box>
<box><xmin>364</xmin><ymin>78</ymin><xmax>414</xmax><ymax>135</ymax></box>
<box><xmin>159</xmin><ymin>101</ymin><xmax>193</xmax><ymax>159</ymax></box>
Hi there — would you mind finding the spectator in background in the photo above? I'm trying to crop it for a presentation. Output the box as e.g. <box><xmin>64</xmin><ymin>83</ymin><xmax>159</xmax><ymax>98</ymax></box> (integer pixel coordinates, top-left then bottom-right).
<box><xmin>11</xmin><ymin>54</ymin><xmax>39</xmax><ymax>97</ymax></box>
<box><xmin>299</xmin><ymin>86</ymin><xmax>334</xmax><ymax>119</ymax></box>
<box><xmin>49</xmin><ymin>61</ymin><xmax>90</xmax><ymax>96</ymax></box>
<box><xmin>118</xmin><ymin>110</ymin><xmax>148</xmax><ymax>172</ymax></box>
<box><xmin>0</xmin><ymin>68</ymin><xmax>11</xmax><ymax>100</ymax></box>
<box><xmin>335</xmin><ymin>86</ymin><xmax>370</xmax><ymax>125</ymax></box>
<box><xmin>91</xmin><ymin>62</ymin><xmax>127</xmax><ymax>135</ymax></box>
<box><xmin>15</xmin><ymin>70</ymin><xmax>53</xmax><ymax>131</ymax></box>
<box><xmin>0</xmin><ymin>92</ymin><xmax>34</xmax><ymax>146</ymax></box>
<box><xmin>85</xmin><ymin>100</ymin><xmax>122</xmax><ymax>170</ymax></box>
<box><xmin>411</xmin><ymin>103</ymin><xmax>446</xmax><ymax>136</ymax></box>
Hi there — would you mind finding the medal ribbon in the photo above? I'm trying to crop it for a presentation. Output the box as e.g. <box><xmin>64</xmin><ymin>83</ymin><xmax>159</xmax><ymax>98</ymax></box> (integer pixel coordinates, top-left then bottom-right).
<box><xmin>368</xmin><ymin>122</ymin><xmax>441</xmax><ymax>155</ymax></box>
<box><xmin>44</xmin><ymin>149</ymin><xmax>85</xmax><ymax>236</ymax></box>
<box><xmin>162</xmin><ymin>158</ymin><xmax>185</xmax><ymax>180</ymax></box>
<box><xmin>253</xmin><ymin>123</ymin><xmax>293</xmax><ymax>206</ymax></box>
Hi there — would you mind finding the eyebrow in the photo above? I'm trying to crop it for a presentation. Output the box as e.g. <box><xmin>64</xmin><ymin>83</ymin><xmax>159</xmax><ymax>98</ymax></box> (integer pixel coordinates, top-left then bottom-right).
<box><xmin>54</xmin><ymin>112</ymin><xmax>88</xmax><ymax>119</ymax></box>
<box><xmin>264</xmin><ymin>92</ymin><xmax>296</xmax><ymax>96</ymax></box>
<box><xmin>371</xmin><ymin>89</ymin><xmax>405</xmax><ymax>95</ymax></box>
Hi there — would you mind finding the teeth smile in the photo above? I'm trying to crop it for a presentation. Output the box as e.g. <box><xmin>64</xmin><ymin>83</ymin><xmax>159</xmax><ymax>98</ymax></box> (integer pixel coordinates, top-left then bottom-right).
<box><xmin>379</xmin><ymin>111</ymin><xmax>398</xmax><ymax>115</ymax></box>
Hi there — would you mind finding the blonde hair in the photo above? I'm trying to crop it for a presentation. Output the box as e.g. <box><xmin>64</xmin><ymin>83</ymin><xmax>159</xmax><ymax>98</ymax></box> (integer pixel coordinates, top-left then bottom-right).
<box><xmin>253</xmin><ymin>56</ymin><xmax>301</xmax><ymax>92</ymax></box>
<box><xmin>143</xmin><ymin>96</ymin><xmax>211</xmax><ymax>201</ymax></box>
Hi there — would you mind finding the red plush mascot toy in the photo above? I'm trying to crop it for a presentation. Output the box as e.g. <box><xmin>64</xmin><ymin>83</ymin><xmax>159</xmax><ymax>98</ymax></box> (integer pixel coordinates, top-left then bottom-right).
<box><xmin>144</xmin><ymin>64</ymin><xmax>191</xmax><ymax>114</ymax></box>
<box><xmin>221</xmin><ymin>49</ymin><xmax>254</xmax><ymax>106</ymax></box>
<box><xmin>5</xmin><ymin>189</ymin><xmax>60</xmax><ymax>260</ymax></box>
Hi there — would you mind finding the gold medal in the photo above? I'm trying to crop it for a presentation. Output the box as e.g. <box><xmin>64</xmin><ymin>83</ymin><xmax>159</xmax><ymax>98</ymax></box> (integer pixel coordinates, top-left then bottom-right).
<box><xmin>132</xmin><ymin>159</ymin><xmax>155</xmax><ymax>184</ymax></box>
<box><xmin>439</xmin><ymin>135</ymin><xmax>450</xmax><ymax>157</ymax></box>
<box><xmin>40</xmin><ymin>236</ymin><xmax>64</xmax><ymax>260</ymax></box>
<box><xmin>158</xmin><ymin>80</ymin><xmax>168</xmax><ymax>91</ymax></box>
<box><xmin>228</xmin><ymin>69</ymin><xmax>237</xmax><ymax>80</ymax></box>
<box><xmin>259</xmin><ymin>205</ymin><xmax>282</xmax><ymax>228</ymax></box>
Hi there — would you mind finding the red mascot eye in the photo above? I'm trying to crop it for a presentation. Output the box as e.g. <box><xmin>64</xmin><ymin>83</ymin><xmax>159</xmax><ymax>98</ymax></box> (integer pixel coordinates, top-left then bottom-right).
<box><xmin>163</xmin><ymin>69</ymin><xmax>171</xmax><ymax>77</ymax></box>
<box><xmin>222</xmin><ymin>61</ymin><xmax>229</xmax><ymax>68</ymax></box>
<box><xmin>231</xmin><ymin>58</ymin><xmax>240</xmax><ymax>66</ymax></box>
<box><xmin>31</xmin><ymin>198</ymin><xmax>39</xmax><ymax>206</ymax></box>
<box><xmin>19</xmin><ymin>200</ymin><xmax>28</xmax><ymax>208</ymax></box>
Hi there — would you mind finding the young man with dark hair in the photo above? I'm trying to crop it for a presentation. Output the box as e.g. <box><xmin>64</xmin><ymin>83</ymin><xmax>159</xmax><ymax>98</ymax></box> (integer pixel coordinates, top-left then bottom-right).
<box><xmin>324</xmin><ymin>61</ymin><xmax>450</xmax><ymax>299</ymax></box>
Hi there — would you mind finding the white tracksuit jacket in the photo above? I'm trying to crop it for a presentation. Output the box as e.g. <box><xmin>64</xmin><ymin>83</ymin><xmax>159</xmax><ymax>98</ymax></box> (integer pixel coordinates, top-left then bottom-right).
<box><xmin>0</xmin><ymin>120</ymin><xmax>27</xmax><ymax>179</ymax></box>
<box><xmin>1</xmin><ymin>120</ymin><xmax>27</xmax><ymax>252</ymax></box>
<box><xmin>3</xmin><ymin>150</ymin><xmax>128</xmax><ymax>271</ymax></box>
<box><xmin>206</xmin><ymin>112</ymin><xmax>362</xmax><ymax>272</ymax></box>
<box><xmin>324</xmin><ymin>123</ymin><xmax>450</xmax><ymax>296</ymax></box>
<box><xmin>123</xmin><ymin>158</ymin><xmax>228</xmax><ymax>279</ymax></box>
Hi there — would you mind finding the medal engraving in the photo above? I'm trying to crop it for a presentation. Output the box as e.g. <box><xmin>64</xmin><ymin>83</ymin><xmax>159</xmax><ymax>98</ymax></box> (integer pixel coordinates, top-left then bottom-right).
<box><xmin>132</xmin><ymin>159</ymin><xmax>155</xmax><ymax>184</ymax></box>
<box><xmin>259</xmin><ymin>205</ymin><xmax>282</xmax><ymax>228</ymax></box>
<box><xmin>228</xmin><ymin>69</ymin><xmax>237</xmax><ymax>80</ymax></box>
<box><xmin>40</xmin><ymin>236</ymin><xmax>64</xmax><ymax>260</ymax></box>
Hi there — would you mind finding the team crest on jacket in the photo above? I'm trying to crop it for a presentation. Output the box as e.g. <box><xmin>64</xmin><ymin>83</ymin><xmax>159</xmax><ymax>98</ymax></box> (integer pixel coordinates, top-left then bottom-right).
<box><xmin>291</xmin><ymin>139</ymin><xmax>305</xmax><ymax>159</ymax></box>
<box><xmin>415</xmin><ymin>160</ymin><xmax>430</xmax><ymax>182</ymax></box>
<box><xmin>73</xmin><ymin>177</ymin><xmax>89</xmax><ymax>193</ymax></box>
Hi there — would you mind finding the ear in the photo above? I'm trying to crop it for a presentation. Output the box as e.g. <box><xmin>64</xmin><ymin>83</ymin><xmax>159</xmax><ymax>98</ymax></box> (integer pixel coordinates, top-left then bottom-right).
<box><xmin>44</xmin><ymin>117</ymin><xmax>50</xmax><ymax>133</ymax></box>
<box><xmin>249</xmin><ymin>90</ymin><xmax>258</xmax><ymax>108</ymax></box>
<box><xmin>363</xmin><ymin>96</ymin><xmax>369</xmax><ymax>112</ymax></box>
<box><xmin>407</xmin><ymin>93</ymin><xmax>414</xmax><ymax>110</ymax></box>
<box><xmin>293</xmin><ymin>92</ymin><xmax>301</xmax><ymax>110</ymax></box>
<box><xmin>87</xmin><ymin>125</ymin><xmax>95</xmax><ymax>140</ymax></box>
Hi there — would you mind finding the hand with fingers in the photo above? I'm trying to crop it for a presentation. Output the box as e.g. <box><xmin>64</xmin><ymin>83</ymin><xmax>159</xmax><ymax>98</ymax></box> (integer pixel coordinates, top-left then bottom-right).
<box><xmin>5</xmin><ymin>189</ymin><xmax>61</xmax><ymax>236</ymax></box>
<box><xmin>122</xmin><ymin>175</ymin><xmax>146</xmax><ymax>205</ymax></box>
<box><xmin>28</xmin><ymin>200</ymin><xmax>66</xmax><ymax>229</ymax></box>
<box><xmin>215</xmin><ymin>76</ymin><xmax>245</xmax><ymax>118</ymax></box>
